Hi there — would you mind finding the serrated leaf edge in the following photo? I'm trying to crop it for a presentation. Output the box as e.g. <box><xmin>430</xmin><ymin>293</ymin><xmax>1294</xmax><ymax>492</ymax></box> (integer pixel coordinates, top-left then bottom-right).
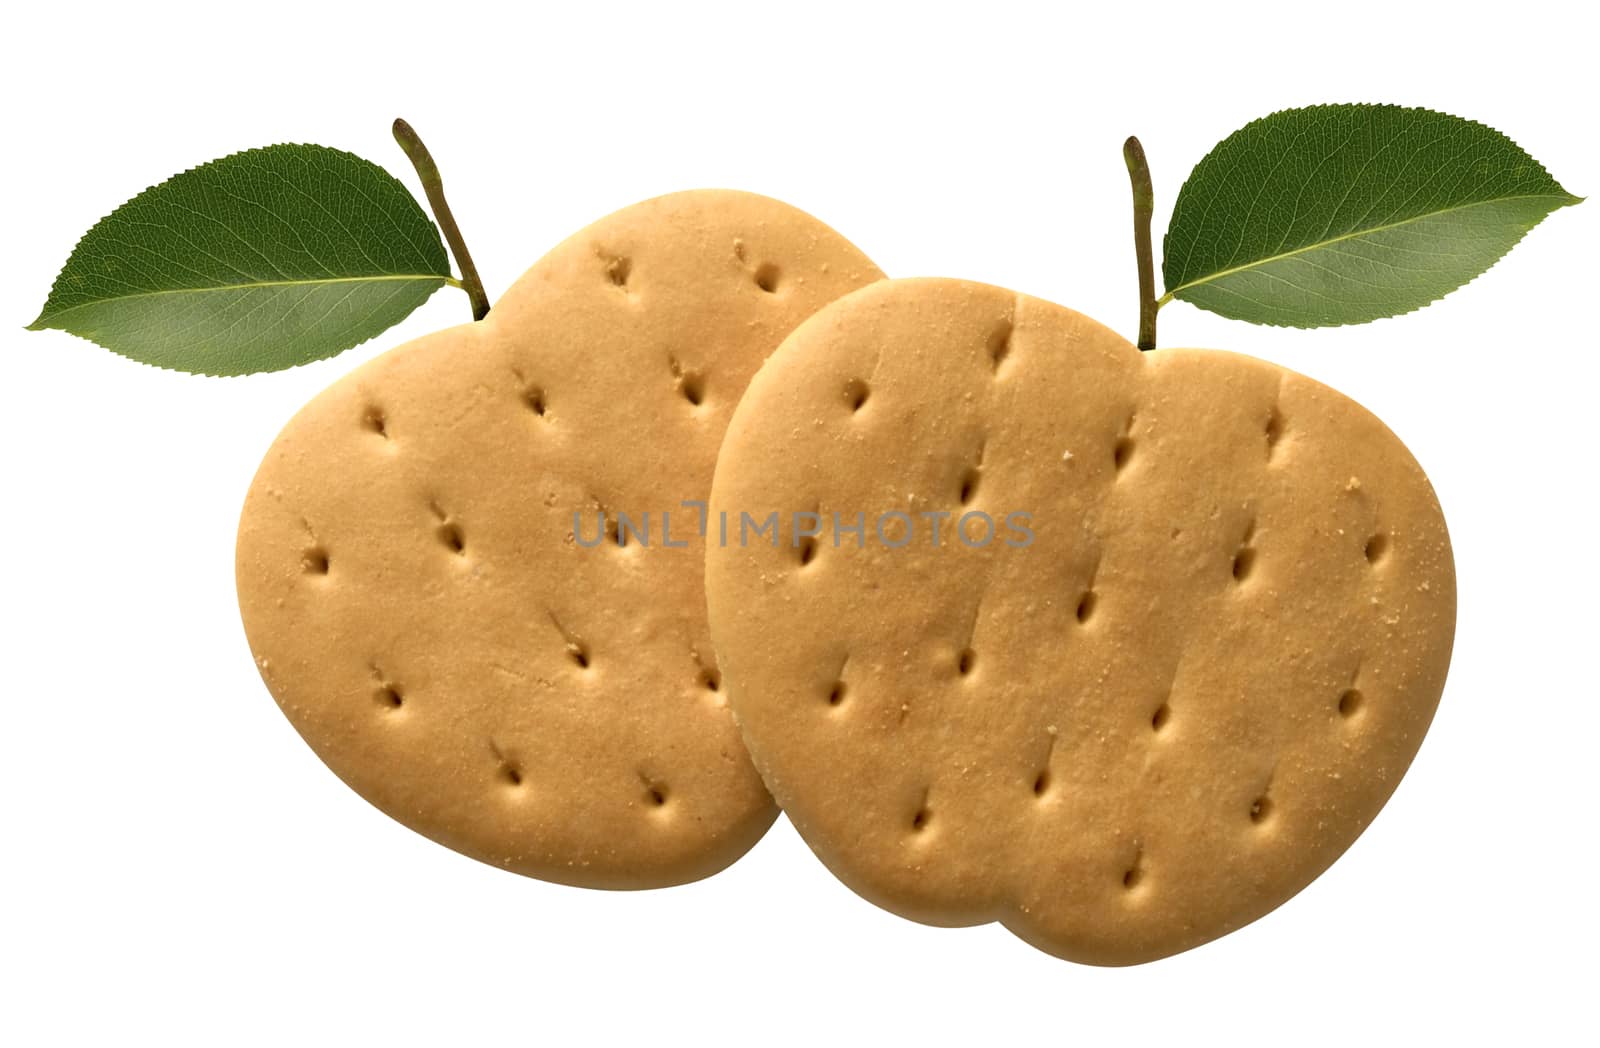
<box><xmin>28</xmin><ymin>273</ymin><xmax>453</xmax><ymax>331</ymax></box>
<box><xmin>25</xmin><ymin>142</ymin><xmax>454</xmax><ymax>376</ymax></box>
<box><xmin>32</xmin><ymin>142</ymin><xmax>450</xmax><ymax>312</ymax></box>
<box><xmin>1164</xmin><ymin>104</ymin><xmax>1574</xmax><ymax>282</ymax></box>
<box><xmin>52</xmin><ymin>280</ymin><xmax>446</xmax><ymax>378</ymax></box>
<box><xmin>1171</xmin><ymin>220</ymin><xmax>1566</xmax><ymax>330</ymax></box>
<box><xmin>1162</xmin><ymin>190</ymin><xmax>1581</xmax><ymax>308</ymax></box>
<box><xmin>1160</xmin><ymin>102</ymin><xmax>1584</xmax><ymax>329</ymax></box>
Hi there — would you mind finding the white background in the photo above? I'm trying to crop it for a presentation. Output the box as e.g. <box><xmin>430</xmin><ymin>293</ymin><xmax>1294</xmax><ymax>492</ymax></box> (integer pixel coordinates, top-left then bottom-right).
<box><xmin>3</xmin><ymin>2</ymin><xmax>1595</xmax><ymax>1043</ymax></box>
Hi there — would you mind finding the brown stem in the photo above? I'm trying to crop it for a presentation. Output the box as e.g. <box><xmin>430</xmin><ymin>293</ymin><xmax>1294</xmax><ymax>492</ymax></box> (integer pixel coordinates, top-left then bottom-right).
<box><xmin>392</xmin><ymin>118</ymin><xmax>490</xmax><ymax>321</ymax></box>
<box><xmin>1123</xmin><ymin>136</ymin><xmax>1157</xmax><ymax>351</ymax></box>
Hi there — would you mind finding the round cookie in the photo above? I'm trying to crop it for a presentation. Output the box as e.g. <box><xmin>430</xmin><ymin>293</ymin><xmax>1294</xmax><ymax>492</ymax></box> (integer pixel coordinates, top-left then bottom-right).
<box><xmin>705</xmin><ymin>277</ymin><xmax>1455</xmax><ymax>962</ymax></box>
<box><xmin>237</xmin><ymin>191</ymin><xmax>882</xmax><ymax>888</ymax></box>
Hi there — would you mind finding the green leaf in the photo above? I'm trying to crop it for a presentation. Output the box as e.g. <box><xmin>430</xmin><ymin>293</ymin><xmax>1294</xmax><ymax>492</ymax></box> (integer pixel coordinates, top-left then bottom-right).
<box><xmin>28</xmin><ymin>144</ymin><xmax>452</xmax><ymax>375</ymax></box>
<box><xmin>1161</xmin><ymin>104</ymin><xmax>1581</xmax><ymax>327</ymax></box>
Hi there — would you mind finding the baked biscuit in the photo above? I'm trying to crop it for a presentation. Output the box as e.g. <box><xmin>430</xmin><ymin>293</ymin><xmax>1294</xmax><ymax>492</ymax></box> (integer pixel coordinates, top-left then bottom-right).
<box><xmin>237</xmin><ymin>191</ymin><xmax>883</xmax><ymax>888</ymax></box>
<box><xmin>706</xmin><ymin>277</ymin><xmax>1455</xmax><ymax>961</ymax></box>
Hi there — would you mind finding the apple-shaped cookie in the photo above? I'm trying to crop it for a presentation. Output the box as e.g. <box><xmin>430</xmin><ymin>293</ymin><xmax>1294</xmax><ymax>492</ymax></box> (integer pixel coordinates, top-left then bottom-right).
<box><xmin>237</xmin><ymin>191</ymin><xmax>881</xmax><ymax>887</ymax></box>
<box><xmin>705</xmin><ymin>277</ymin><xmax>1454</xmax><ymax>961</ymax></box>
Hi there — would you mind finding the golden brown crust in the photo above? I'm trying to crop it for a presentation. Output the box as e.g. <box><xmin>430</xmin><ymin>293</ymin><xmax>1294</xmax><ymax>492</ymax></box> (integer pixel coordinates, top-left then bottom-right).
<box><xmin>236</xmin><ymin>191</ymin><xmax>883</xmax><ymax>888</ymax></box>
<box><xmin>706</xmin><ymin>277</ymin><xmax>1455</xmax><ymax>960</ymax></box>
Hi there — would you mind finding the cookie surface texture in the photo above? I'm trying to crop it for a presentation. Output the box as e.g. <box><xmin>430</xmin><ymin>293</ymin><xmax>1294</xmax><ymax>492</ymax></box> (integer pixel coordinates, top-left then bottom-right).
<box><xmin>237</xmin><ymin>191</ymin><xmax>883</xmax><ymax>888</ymax></box>
<box><xmin>705</xmin><ymin>277</ymin><xmax>1455</xmax><ymax>962</ymax></box>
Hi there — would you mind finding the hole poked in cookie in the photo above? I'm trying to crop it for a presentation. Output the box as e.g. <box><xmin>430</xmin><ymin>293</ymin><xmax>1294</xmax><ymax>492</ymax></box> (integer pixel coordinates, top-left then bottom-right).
<box><xmin>510</xmin><ymin>367</ymin><xmax>549</xmax><ymax>419</ymax></box>
<box><xmin>1151</xmin><ymin>701</ymin><xmax>1172</xmax><ymax>733</ymax></box>
<box><xmin>692</xmin><ymin>648</ymin><xmax>723</xmax><ymax>700</ymax></box>
<box><xmin>1030</xmin><ymin>733</ymin><xmax>1058</xmax><ymax>798</ymax></box>
<box><xmin>1231</xmin><ymin>546</ymin><xmax>1257</xmax><ymax>583</ymax></box>
<box><xmin>789</xmin><ymin>503</ymin><xmax>824</xmax><ymax>567</ymax></box>
<box><xmin>302</xmin><ymin>548</ymin><xmax>330</xmax><ymax>575</ymax></box>
<box><xmin>548</xmin><ymin>613</ymin><xmax>592</xmax><ymax>671</ymax></box>
<box><xmin>1338</xmin><ymin>688</ymin><xmax>1364</xmax><ymax>719</ymax></box>
<box><xmin>680</xmin><ymin>373</ymin><xmax>706</xmax><ymax>407</ymax></box>
<box><xmin>375</xmin><ymin>684</ymin><xmax>404</xmax><ymax>710</ymax></box>
<box><xmin>636</xmin><ymin>771</ymin><xmax>669</xmax><ymax>809</ymax></box>
<box><xmin>437</xmin><ymin>521</ymin><xmax>466</xmax><ymax>555</ymax></box>
<box><xmin>987</xmin><ymin>319</ymin><xmax>1013</xmax><ymax>373</ymax></box>
<box><xmin>1122</xmin><ymin>848</ymin><xmax>1146</xmax><ymax>892</ymax></box>
<box><xmin>1113</xmin><ymin>436</ymin><xmax>1135</xmax><ymax>472</ymax></box>
<box><xmin>524</xmin><ymin>386</ymin><xmax>547</xmax><ymax>417</ymax></box>
<box><xmin>843</xmin><ymin>378</ymin><xmax>870</xmax><ymax>413</ymax></box>
<box><xmin>668</xmin><ymin>354</ymin><xmax>706</xmax><ymax>407</ymax></box>
<box><xmin>1231</xmin><ymin>520</ymin><xmax>1258</xmax><ymax>583</ymax></box>
<box><xmin>361</xmin><ymin>406</ymin><xmax>388</xmax><ymax>438</ymax></box>
<box><xmin>827</xmin><ymin>679</ymin><xmax>846</xmax><ymax>707</ymax></box>
<box><xmin>958</xmin><ymin>467</ymin><xmax>981</xmax><ymax>506</ymax></box>
<box><xmin>588</xmin><ymin>506</ymin><xmax>627</xmax><ymax>547</ymax></box>
<box><xmin>904</xmin><ymin>785</ymin><xmax>935</xmax><ymax>834</ymax></box>
<box><xmin>488</xmin><ymin>740</ymin><xmax>524</xmax><ymax>789</ymax></box>
<box><xmin>1249</xmin><ymin>795</ymin><xmax>1274</xmax><ymax>825</ymax></box>
<box><xmin>754</xmin><ymin>262</ymin><xmax>781</xmax><ymax>294</ymax></box>
<box><xmin>1112</xmin><ymin>411</ymin><xmax>1138</xmax><ymax>473</ymax></box>
<box><xmin>957</xmin><ymin>648</ymin><xmax>976</xmax><ymax>677</ymax></box>
<box><xmin>1364</xmin><ymin>533</ymin><xmax>1390</xmax><ymax>565</ymax></box>
<box><xmin>1075</xmin><ymin>590</ymin><xmax>1098</xmax><ymax>624</ymax></box>
<box><xmin>605</xmin><ymin>254</ymin><xmax>632</xmax><ymax>289</ymax></box>
<box><xmin>958</xmin><ymin>445</ymin><xmax>985</xmax><ymax>505</ymax></box>
<box><xmin>1265</xmin><ymin>406</ymin><xmax>1285</xmax><ymax>457</ymax></box>
<box><xmin>428</xmin><ymin>500</ymin><xmax>466</xmax><ymax>556</ymax></box>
